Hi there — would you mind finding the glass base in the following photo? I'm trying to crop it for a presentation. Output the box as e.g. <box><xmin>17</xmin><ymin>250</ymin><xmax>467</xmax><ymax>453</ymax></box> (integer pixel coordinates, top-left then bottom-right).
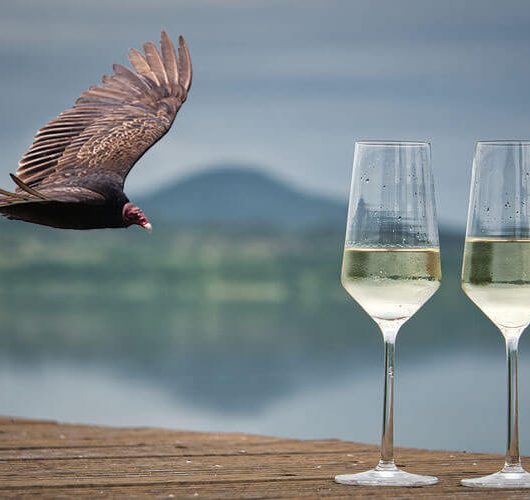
<box><xmin>335</xmin><ymin>461</ymin><xmax>438</xmax><ymax>487</ymax></box>
<box><xmin>461</xmin><ymin>464</ymin><xmax>530</xmax><ymax>488</ymax></box>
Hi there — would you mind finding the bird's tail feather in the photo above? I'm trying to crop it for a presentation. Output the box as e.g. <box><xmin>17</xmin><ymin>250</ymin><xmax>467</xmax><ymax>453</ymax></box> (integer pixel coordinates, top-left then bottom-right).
<box><xmin>0</xmin><ymin>190</ymin><xmax>30</xmax><ymax>208</ymax></box>
<box><xmin>10</xmin><ymin>174</ymin><xmax>48</xmax><ymax>200</ymax></box>
<box><xmin>0</xmin><ymin>174</ymin><xmax>48</xmax><ymax>207</ymax></box>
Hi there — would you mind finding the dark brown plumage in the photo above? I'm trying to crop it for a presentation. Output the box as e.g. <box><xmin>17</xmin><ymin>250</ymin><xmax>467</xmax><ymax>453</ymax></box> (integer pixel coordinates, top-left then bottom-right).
<box><xmin>0</xmin><ymin>31</ymin><xmax>192</xmax><ymax>231</ymax></box>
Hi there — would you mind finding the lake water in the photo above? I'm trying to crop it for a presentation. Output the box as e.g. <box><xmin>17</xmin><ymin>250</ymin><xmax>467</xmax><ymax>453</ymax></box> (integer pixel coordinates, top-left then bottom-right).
<box><xmin>1</xmin><ymin>225</ymin><xmax>529</xmax><ymax>455</ymax></box>
<box><xmin>2</xmin><ymin>344</ymin><xmax>530</xmax><ymax>454</ymax></box>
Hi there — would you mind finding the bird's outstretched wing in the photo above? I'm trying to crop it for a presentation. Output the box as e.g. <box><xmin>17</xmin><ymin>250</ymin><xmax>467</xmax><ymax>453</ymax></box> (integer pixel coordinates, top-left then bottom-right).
<box><xmin>12</xmin><ymin>31</ymin><xmax>192</xmax><ymax>201</ymax></box>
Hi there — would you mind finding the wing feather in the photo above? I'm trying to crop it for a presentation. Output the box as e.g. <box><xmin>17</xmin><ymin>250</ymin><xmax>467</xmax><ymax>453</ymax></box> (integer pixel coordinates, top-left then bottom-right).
<box><xmin>108</xmin><ymin>66</ymin><xmax>149</xmax><ymax>95</ymax></box>
<box><xmin>177</xmin><ymin>36</ymin><xmax>192</xmax><ymax>91</ymax></box>
<box><xmin>13</xmin><ymin>32</ymin><xmax>192</xmax><ymax>197</ymax></box>
<box><xmin>161</xmin><ymin>31</ymin><xmax>179</xmax><ymax>94</ymax></box>
<box><xmin>128</xmin><ymin>48</ymin><xmax>159</xmax><ymax>86</ymax></box>
<box><xmin>143</xmin><ymin>42</ymin><xmax>169</xmax><ymax>90</ymax></box>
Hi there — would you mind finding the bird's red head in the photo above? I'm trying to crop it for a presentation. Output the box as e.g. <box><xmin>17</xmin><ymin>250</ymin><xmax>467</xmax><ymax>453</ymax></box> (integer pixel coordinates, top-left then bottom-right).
<box><xmin>122</xmin><ymin>202</ymin><xmax>152</xmax><ymax>232</ymax></box>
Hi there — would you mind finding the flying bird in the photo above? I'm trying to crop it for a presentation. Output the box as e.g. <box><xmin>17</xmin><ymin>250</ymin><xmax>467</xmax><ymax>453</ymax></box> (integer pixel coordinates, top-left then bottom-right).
<box><xmin>0</xmin><ymin>31</ymin><xmax>192</xmax><ymax>231</ymax></box>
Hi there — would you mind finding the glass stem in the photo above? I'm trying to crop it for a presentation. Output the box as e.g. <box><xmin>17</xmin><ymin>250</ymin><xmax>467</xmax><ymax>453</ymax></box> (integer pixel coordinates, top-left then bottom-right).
<box><xmin>503</xmin><ymin>329</ymin><xmax>524</xmax><ymax>471</ymax></box>
<box><xmin>377</xmin><ymin>321</ymin><xmax>401</xmax><ymax>470</ymax></box>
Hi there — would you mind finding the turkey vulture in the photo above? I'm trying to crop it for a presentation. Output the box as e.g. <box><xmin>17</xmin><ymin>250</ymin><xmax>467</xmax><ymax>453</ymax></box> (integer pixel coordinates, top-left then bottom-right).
<box><xmin>0</xmin><ymin>32</ymin><xmax>192</xmax><ymax>231</ymax></box>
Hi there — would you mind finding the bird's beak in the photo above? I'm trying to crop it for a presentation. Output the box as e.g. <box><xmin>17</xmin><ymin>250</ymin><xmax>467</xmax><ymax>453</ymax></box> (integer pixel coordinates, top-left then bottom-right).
<box><xmin>142</xmin><ymin>222</ymin><xmax>153</xmax><ymax>233</ymax></box>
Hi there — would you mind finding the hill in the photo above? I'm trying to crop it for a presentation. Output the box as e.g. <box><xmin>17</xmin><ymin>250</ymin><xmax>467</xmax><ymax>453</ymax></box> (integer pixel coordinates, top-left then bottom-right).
<box><xmin>138</xmin><ymin>166</ymin><xmax>347</xmax><ymax>228</ymax></box>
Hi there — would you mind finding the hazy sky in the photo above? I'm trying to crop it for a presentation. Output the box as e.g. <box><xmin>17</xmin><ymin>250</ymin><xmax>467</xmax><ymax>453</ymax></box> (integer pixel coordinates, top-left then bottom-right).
<box><xmin>1</xmin><ymin>0</ymin><xmax>530</xmax><ymax>226</ymax></box>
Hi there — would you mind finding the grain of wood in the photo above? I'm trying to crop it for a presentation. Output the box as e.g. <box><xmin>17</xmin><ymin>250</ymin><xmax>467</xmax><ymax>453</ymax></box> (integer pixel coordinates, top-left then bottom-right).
<box><xmin>0</xmin><ymin>417</ymin><xmax>527</xmax><ymax>498</ymax></box>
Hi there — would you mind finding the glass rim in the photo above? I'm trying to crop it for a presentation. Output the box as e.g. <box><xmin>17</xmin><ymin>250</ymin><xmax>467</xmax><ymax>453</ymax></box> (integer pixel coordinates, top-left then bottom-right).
<box><xmin>476</xmin><ymin>140</ymin><xmax>530</xmax><ymax>146</ymax></box>
<box><xmin>355</xmin><ymin>140</ymin><xmax>430</xmax><ymax>147</ymax></box>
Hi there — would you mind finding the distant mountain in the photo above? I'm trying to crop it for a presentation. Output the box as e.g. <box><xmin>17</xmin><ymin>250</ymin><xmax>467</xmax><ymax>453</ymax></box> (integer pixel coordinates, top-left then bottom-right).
<box><xmin>139</xmin><ymin>166</ymin><xmax>347</xmax><ymax>228</ymax></box>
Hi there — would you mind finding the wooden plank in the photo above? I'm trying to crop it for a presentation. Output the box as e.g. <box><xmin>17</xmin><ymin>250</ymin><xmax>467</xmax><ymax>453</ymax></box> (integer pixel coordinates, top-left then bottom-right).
<box><xmin>0</xmin><ymin>419</ymin><xmax>282</xmax><ymax>449</ymax></box>
<box><xmin>0</xmin><ymin>417</ymin><xmax>528</xmax><ymax>498</ymax></box>
<box><xmin>0</xmin><ymin>442</ymin><xmax>374</xmax><ymax>460</ymax></box>
<box><xmin>5</xmin><ymin>481</ymin><xmax>530</xmax><ymax>500</ymax></box>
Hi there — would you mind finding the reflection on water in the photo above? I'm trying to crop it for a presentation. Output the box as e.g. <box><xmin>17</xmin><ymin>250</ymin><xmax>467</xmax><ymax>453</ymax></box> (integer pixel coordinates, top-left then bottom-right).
<box><xmin>1</xmin><ymin>225</ymin><xmax>529</xmax><ymax>453</ymax></box>
<box><xmin>1</xmin><ymin>351</ymin><xmax>529</xmax><ymax>454</ymax></box>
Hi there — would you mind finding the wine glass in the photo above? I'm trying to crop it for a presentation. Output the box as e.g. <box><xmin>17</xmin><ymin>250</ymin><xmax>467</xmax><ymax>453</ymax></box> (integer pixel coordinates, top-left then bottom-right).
<box><xmin>335</xmin><ymin>141</ymin><xmax>441</xmax><ymax>487</ymax></box>
<box><xmin>461</xmin><ymin>141</ymin><xmax>530</xmax><ymax>488</ymax></box>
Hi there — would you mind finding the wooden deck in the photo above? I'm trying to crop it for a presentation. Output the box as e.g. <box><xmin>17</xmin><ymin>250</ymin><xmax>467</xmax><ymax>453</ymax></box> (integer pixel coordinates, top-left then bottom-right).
<box><xmin>0</xmin><ymin>417</ymin><xmax>529</xmax><ymax>498</ymax></box>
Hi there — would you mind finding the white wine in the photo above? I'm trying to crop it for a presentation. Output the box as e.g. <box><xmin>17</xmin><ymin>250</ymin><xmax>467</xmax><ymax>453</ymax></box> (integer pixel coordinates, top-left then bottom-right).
<box><xmin>462</xmin><ymin>238</ymin><xmax>530</xmax><ymax>329</ymax></box>
<box><xmin>341</xmin><ymin>247</ymin><xmax>441</xmax><ymax>322</ymax></box>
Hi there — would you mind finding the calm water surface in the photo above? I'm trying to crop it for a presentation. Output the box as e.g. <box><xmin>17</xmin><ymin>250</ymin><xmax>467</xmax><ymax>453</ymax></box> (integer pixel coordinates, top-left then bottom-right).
<box><xmin>2</xmin><ymin>347</ymin><xmax>529</xmax><ymax>454</ymax></box>
<box><xmin>1</xmin><ymin>226</ymin><xmax>527</xmax><ymax>454</ymax></box>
